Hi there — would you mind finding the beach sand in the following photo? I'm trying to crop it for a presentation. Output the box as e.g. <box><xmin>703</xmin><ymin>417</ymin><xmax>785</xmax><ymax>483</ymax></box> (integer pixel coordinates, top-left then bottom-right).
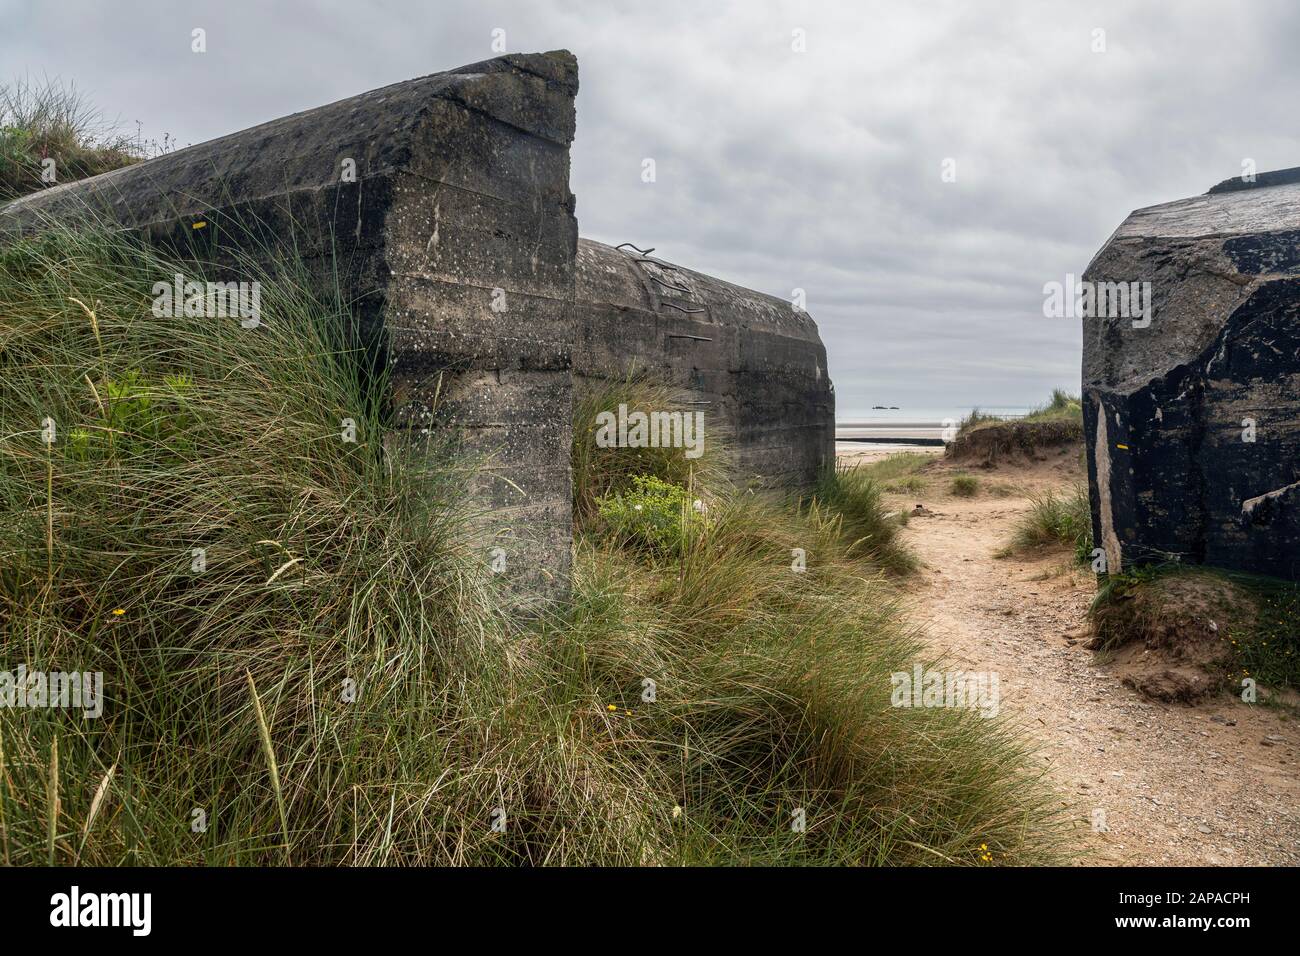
<box><xmin>840</xmin><ymin>442</ymin><xmax>1300</xmax><ymax>866</ymax></box>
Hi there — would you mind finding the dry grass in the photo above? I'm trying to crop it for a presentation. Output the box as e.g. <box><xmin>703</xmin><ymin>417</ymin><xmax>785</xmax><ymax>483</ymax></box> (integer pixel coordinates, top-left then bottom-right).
<box><xmin>1</xmin><ymin>78</ymin><xmax>141</xmax><ymax>203</ymax></box>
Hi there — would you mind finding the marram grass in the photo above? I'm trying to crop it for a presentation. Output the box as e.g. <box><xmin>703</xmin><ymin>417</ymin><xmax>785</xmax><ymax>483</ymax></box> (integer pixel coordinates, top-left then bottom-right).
<box><xmin>0</xmin><ymin>225</ymin><xmax>1069</xmax><ymax>865</ymax></box>
<box><xmin>0</xmin><ymin>77</ymin><xmax>140</xmax><ymax>203</ymax></box>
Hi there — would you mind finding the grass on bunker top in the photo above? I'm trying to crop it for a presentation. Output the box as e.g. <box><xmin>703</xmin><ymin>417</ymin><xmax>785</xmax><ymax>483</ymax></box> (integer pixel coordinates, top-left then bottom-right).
<box><xmin>0</xmin><ymin>78</ymin><xmax>141</xmax><ymax>203</ymax></box>
<box><xmin>0</xmin><ymin>224</ymin><xmax>1067</xmax><ymax>865</ymax></box>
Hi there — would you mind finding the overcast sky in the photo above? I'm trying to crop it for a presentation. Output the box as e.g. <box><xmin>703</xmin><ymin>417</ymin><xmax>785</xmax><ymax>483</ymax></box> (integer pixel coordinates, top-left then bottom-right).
<box><xmin>5</xmin><ymin>0</ymin><xmax>1298</xmax><ymax>416</ymax></box>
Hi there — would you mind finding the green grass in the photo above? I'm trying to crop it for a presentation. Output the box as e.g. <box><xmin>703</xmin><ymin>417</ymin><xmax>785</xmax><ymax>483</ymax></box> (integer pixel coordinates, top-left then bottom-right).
<box><xmin>0</xmin><ymin>224</ymin><xmax>522</xmax><ymax>864</ymax></box>
<box><xmin>885</xmin><ymin>475</ymin><xmax>926</xmax><ymax>494</ymax></box>
<box><xmin>593</xmin><ymin>473</ymin><xmax>704</xmax><ymax>560</ymax></box>
<box><xmin>997</xmin><ymin>484</ymin><xmax>1093</xmax><ymax>561</ymax></box>
<box><xmin>954</xmin><ymin>391</ymin><xmax>1084</xmax><ymax>452</ymax></box>
<box><xmin>1246</xmin><ymin>583</ymin><xmax>1300</xmax><ymax>689</ymax></box>
<box><xmin>0</xmin><ymin>223</ymin><xmax>1068</xmax><ymax>865</ymax></box>
<box><xmin>562</xmin><ymin>495</ymin><xmax>1066</xmax><ymax>864</ymax></box>
<box><xmin>571</xmin><ymin>374</ymin><xmax>725</xmax><ymax>531</ymax></box>
<box><xmin>957</xmin><ymin>407</ymin><xmax>1001</xmax><ymax>435</ymax></box>
<box><xmin>950</xmin><ymin>474</ymin><xmax>979</xmax><ymax>497</ymax></box>
<box><xmin>812</xmin><ymin>460</ymin><xmax>917</xmax><ymax>573</ymax></box>
<box><xmin>1021</xmin><ymin>389</ymin><xmax>1083</xmax><ymax>424</ymax></box>
<box><xmin>957</xmin><ymin>391</ymin><xmax>1082</xmax><ymax>440</ymax></box>
<box><xmin>848</xmin><ymin>450</ymin><xmax>931</xmax><ymax>495</ymax></box>
<box><xmin>853</xmin><ymin>451</ymin><xmax>932</xmax><ymax>483</ymax></box>
<box><xmin>1</xmin><ymin>78</ymin><xmax>140</xmax><ymax>203</ymax></box>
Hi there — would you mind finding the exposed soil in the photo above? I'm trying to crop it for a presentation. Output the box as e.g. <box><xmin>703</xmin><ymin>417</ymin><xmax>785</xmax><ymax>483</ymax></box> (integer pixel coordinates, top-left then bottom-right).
<box><xmin>854</xmin><ymin>443</ymin><xmax>1300</xmax><ymax>866</ymax></box>
<box><xmin>1092</xmin><ymin>574</ymin><xmax>1261</xmax><ymax>705</ymax></box>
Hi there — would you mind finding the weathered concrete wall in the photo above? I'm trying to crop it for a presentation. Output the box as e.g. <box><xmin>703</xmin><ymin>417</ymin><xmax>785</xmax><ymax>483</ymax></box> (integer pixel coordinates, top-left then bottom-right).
<box><xmin>0</xmin><ymin>51</ymin><xmax>581</xmax><ymax>605</ymax></box>
<box><xmin>1082</xmin><ymin>168</ymin><xmax>1300</xmax><ymax>581</ymax></box>
<box><xmin>575</xmin><ymin>238</ymin><xmax>834</xmax><ymax>486</ymax></box>
<box><xmin>1</xmin><ymin>50</ymin><xmax>836</xmax><ymax>601</ymax></box>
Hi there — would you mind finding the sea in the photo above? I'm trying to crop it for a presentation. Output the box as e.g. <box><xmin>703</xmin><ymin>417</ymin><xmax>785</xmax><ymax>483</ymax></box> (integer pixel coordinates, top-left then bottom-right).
<box><xmin>835</xmin><ymin>406</ymin><xmax>1032</xmax><ymax>453</ymax></box>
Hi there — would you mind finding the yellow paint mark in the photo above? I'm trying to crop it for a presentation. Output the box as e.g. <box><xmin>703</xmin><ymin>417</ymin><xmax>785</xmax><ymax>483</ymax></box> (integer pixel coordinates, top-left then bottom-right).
<box><xmin>192</xmin><ymin>221</ymin><xmax>207</xmax><ymax>230</ymax></box>
<box><xmin>1116</xmin><ymin>443</ymin><xmax>1129</xmax><ymax>450</ymax></box>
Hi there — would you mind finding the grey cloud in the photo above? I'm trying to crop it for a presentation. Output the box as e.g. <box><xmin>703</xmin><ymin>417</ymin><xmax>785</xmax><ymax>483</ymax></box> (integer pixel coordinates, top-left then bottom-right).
<box><xmin>4</xmin><ymin>0</ymin><xmax>1297</xmax><ymax>414</ymax></box>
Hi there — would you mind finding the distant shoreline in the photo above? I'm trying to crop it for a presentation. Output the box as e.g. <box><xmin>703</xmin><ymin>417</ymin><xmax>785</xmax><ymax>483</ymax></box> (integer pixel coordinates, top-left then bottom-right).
<box><xmin>836</xmin><ymin>434</ymin><xmax>945</xmax><ymax>446</ymax></box>
<box><xmin>836</xmin><ymin>410</ymin><xmax>1026</xmax><ymax>446</ymax></box>
<box><xmin>837</xmin><ymin>422</ymin><xmax>948</xmax><ymax>444</ymax></box>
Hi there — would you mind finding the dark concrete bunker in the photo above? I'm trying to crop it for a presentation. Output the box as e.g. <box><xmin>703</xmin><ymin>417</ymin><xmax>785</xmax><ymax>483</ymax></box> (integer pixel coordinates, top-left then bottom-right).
<box><xmin>0</xmin><ymin>50</ymin><xmax>835</xmax><ymax>602</ymax></box>
<box><xmin>1082</xmin><ymin>169</ymin><xmax>1300</xmax><ymax>582</ymax></box>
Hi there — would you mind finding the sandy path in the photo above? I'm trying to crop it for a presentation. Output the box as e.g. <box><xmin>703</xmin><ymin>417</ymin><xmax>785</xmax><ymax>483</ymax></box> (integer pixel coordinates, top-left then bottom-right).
<box><xmin>879</xmin><ymin>449</ymin><xmax>1300</xmax><ymax>866</ymax></box>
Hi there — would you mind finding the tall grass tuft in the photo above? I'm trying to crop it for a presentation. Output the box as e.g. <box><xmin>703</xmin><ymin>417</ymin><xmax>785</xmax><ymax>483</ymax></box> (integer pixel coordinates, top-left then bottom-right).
<box><xmin>562</xmin><ymin>488</ymin><xmax>1066</xmax><ymax>863</ymax></box>
<box><xmin>998</xmin><ymin>484</ymin><xmax>1093</xmax><ymax>561</ymax></box>
<box><xmin>0</xmin><ymin>223</ymin><xmax>601</xmax><ymax>865</ymax></box>
<box><xmin>0</xmin><ymin>224</ymin><xmax>1067</xmax><ymax>866</ymax></box>
<box><xmin>811</xmin><ymin>460</ymin><xmax>916</xmax><ymax>573</ymax></box>
<box><xmin>1</xmin><ymin>77</ymin><xmax>140</xmax><ymax>202</ymax></box>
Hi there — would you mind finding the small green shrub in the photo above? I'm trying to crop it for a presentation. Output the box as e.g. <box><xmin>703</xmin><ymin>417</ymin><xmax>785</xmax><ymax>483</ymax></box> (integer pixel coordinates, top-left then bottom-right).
<box><xmin>596</xmin><ymin>474</ymin><xmax>702</xmax><ymax>558</ymax></box>
<box><xmin>571</xmin><ymin>375</ymin><xmax>725</xmax><ymax>530</ymax></box>
<box><xmin>950</xmin><ymin>474</ymin><xmax>979</xmax><ymax>497</ymax></box>
<box><xmin>65</xmin><ymin>370</ymin><xmax>196</xmax><ymax>462</ymax></box>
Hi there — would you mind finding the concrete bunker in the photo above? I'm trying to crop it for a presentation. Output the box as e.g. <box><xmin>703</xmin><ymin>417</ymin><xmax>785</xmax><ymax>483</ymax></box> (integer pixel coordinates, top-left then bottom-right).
<box><xmin>1082</xmin><ymin>168</ymin><xmax>1300</xmax><ymax>581</ymax></box>
<box><xmin>575</xmin><ymin>238</ymin><xmax>832</xmax><ymax>488</ymax></box>
<box><xmin>0</xmin><ymin>50</ymin><xmax>835</xmax><ymax>602</ymax></box>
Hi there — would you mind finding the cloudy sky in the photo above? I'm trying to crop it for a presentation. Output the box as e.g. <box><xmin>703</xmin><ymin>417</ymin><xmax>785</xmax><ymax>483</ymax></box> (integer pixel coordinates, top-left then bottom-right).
<box><xmin>5</xmin><ymin>0</ymin><xmax>1298</xmax><ymax>416</ymax></box>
